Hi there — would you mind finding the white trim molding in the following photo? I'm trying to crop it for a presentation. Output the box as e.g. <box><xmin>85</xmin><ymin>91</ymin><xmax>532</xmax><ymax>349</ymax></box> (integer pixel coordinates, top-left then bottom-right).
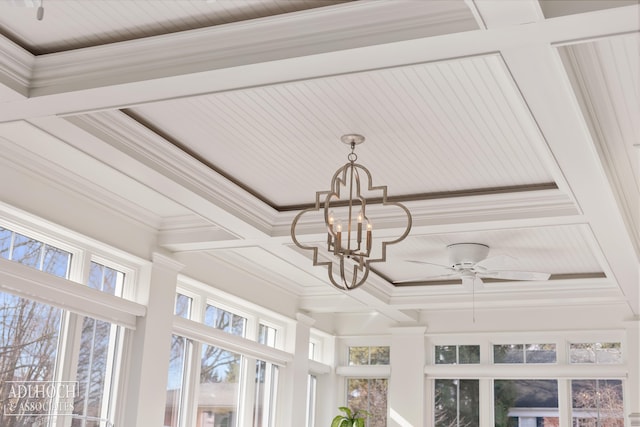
<box><xmin>0</xmin><ymin>257</ymin><xmax>146</xmax><ymax>328</ymax></box>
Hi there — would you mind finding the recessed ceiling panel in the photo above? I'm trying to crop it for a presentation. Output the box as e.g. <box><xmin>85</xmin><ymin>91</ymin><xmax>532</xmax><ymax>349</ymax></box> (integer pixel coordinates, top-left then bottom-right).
<box><xmin>558</xmin><ymin>33</ymin><xmax>640</xmax><ymax>233</ymax></box>
<box><xmin>130</xmin><ymin>54</ymin><xmax>555</xmax><ymax>209</ymax></box>
<box><xmin>375</xmin><ymin>224</ymin><xmax>604</xmax><ymax>284</ymax></box>
<box><xmin>0</xmin><ymin>0</ymin><xmax>351</xmax><ymax>54</ymax></box>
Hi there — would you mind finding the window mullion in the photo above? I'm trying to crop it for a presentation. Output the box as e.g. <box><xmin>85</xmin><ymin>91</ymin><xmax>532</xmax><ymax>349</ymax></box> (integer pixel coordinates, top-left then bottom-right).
<box><xmin>54</xmin><ymin>311</ymin><xmax>84</xmax><ymax>427</ymax></box>
<box><xmin>185</xmin><ymin>340</ymin><xmax>202</xmax><ymax>427</ymax></box>
<box><xmin>241</xmin><ymin>356</ymin><xmax>257</xmax><ymax>427</ymax></box>
<box><xmin>558</xmin><ymin>378</ymin><xmax>571</xmax><ymax>427</ymax></box>
<box><xmin>101</xmin><ymin>324</ymin><xmax>121</xmax><ymax>425</ymax></box>
<box><xmin>106</xmin><ymin>326</ymin><xmax>125</xmax><ymax>427</ymax></box>
<box><xmin>479</xmin><ymin>378</ymin><xmax>494</xmax><ymax>427</ymax></box>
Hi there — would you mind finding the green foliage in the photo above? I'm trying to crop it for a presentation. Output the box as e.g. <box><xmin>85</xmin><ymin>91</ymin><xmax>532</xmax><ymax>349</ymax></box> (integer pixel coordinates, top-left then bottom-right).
<box><xmin>494</xmin><ymin>381</ymin><xmax>517</xmax><ymax>427</ymax></box>
<box><xmin>331</xmin><ymin>406</ymin><xmax>370</xmax><ymax>427</ymax></box>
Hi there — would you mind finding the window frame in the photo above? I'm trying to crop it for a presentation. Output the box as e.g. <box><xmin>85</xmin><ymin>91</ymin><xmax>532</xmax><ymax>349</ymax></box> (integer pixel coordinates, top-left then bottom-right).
<box><xmin>0</xmin><ymin>209</ymin><xmax>147</xmax><ymax>427</ymax></box>
<box><xmin>425</xmin><ymin>331</ymin><xmax>629</xmax><ymax>427</ymax></box>
<box><xmin>170</xmin><ymin>276</ymin><xmax>297</xmax><ymax>427</ymax></box>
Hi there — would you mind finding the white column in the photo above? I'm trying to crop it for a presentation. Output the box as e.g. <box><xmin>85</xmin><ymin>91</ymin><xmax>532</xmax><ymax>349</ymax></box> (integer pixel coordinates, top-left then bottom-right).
<box><xmin>626</xmin><ymin>317</ymin><xmax>640</xmax><ymax>427</ymax></box>
<box><xmin>122</xmin><ymin>252</ymin><xmax>183</xmax><ymax>427</ymax></box>
<box><xmin>277</xmin><ymin>312</ymin><xmax>315</xmax><ymax>427</ymax></box>
<box><xmin>389</xmin><ymin>326</ymin><xmax>427</xmax><ymax>427</ymax></box>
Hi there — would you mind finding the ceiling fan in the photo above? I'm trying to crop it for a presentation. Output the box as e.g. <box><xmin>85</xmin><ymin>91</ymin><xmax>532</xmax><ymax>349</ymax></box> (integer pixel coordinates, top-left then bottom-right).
<box><xmin>403</xmin><ymin>243</ymin><xmax>551</xmax><ymax>290</ymax></box>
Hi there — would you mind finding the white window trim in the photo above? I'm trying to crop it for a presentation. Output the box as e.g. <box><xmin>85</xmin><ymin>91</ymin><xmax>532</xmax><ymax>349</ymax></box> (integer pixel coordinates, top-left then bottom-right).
<box><xmin>426</xmin><ymin>330</ymin><xmax>629</xmax><ymax>427</ymax></box>
<box><xmin>173</xmin><ymin>316</ymin><xmax>293</xmax><ymax>366</ymax></box>
<box><xmin>309</xmin><ymin>359</ymin><xmax>331</xmax><ymax>375</ymax></box>
<box><xmin>337</xmin><ymin>365</ymin><xmax>391</xmax><ymax>377</ymax></box>
<box><xmin>425</xmin><ymin>363</ymin><xmax>627</xmax><ymax>379</ymax></box>
<box><xmin>177</xmin><ymin>275</ymin><xmax>292</xmax><ymax>350</ymax></box>
<box><xmin>0</xmin><ymin>257</ymin><xmax>145</xmax><ymax>328</ymax></box>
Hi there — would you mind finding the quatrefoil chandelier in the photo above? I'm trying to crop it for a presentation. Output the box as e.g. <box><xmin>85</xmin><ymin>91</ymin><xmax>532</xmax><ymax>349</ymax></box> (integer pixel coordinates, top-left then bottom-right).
<box><xmin>290</xmin><ymin>134</ymin><xmax>412</xmax><ymax>291</ymax></box>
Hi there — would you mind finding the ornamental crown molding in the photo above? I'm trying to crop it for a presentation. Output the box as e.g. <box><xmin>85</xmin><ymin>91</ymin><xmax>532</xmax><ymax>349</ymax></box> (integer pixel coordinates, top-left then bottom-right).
<box><xmin>0</xmin><ymin>34</ymin><xmax>33</xmax><ymax>98</ymax></box>
<box><xmin>69</xmin><ymin>111</ymin><xmax>279</xmax><ymax>236</ymax></box>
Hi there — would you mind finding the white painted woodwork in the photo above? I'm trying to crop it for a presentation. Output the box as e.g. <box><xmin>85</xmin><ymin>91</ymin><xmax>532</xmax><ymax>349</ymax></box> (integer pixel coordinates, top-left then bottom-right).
<box><xmin>122</xmin><ymin>253</ymin><xmax>183</xmax><ymax>427</ymax></box>
<box><xmin>0</xmin><ymin>1</ymin><xmax>637</xmax><ymax>426</ymax></box>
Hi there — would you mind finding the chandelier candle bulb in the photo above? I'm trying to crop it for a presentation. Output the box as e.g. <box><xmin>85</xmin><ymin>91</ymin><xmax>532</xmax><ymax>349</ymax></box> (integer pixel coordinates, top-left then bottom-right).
<box><xmin>357</xmin><ymin>211</ymin><xmax>363</xmax><ymax>245</ymax></box>
<box><xmin>366</xmin><ymin>222</ymin><xmax>372</xmax><ymax>252</ymax></box>
<box><xmin>327</xmin><ymin>210</ymin><xmax>335</xmax><ymax>248</ymax></box>
<box><xmin>335</xmin><ymin>222</ymin><xmax>342</xmax><ymax>254</ymax></box>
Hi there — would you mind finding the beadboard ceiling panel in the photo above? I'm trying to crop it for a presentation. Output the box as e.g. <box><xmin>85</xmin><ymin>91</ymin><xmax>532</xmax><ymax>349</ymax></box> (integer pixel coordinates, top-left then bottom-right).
<box><xmin>375</xmin><ymin>224</ymin><xmax>604</xmax><ymax>284</ymax></box>
<box><xmin>0</xmin><ymin>0</ymin><xmax>351</xmax><ymax>54</ymax></box>
<box><xmin>130</xmin><ymin>54</ymin><xmax>555</xmax><ymax>209</ymax></box>
<box><xmin>559</xmin><ymin>33</ymin><xmax>640</xmax><ymax>237</ymax></box>
<box><xmin>0</xmin><ymin>1</ymin><xmax>638</xmax><ymax>317</ymax></box>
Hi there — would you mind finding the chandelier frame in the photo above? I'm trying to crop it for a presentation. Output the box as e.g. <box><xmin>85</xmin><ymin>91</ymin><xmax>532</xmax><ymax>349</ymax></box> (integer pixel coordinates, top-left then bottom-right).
<box><xmin>290</xmin><ymin>134</ymin><xmax>412</xmax><ymax>291</ymax></box>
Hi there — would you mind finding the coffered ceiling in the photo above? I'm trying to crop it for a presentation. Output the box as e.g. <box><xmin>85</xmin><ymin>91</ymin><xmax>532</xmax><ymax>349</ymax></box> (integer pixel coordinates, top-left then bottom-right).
<box><xmin>0</xmin><ymin>0</ymin><xmax>638</xmax><ymax>326</ymax></box>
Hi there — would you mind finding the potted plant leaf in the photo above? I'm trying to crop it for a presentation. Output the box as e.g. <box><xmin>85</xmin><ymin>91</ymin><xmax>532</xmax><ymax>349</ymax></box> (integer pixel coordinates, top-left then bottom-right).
<box><xmin>331</xmin><ymin>406</ymin><xmax>370</xmax><ymax>427</ymax></box>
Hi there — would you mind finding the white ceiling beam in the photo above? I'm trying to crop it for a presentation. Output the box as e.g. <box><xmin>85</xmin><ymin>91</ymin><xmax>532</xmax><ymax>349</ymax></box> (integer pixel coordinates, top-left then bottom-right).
<box><xmin>0</xmin><ymin>5</ymin><xmax>637</xmax><ymax>123</ymax></box>
<box><xmin>469</xmin><ymin>0</ymin><xmax>545</xmax><ymax>28</ymax></box>
<box><xmin>469</xmin><ymin>0</ymin><xmax>639</xmax><ymax>316</ymax></box>
<box><xmin>498</xmin><ymin>41</ymin><xmax>639</xmax><ymax>315</ymax></box>
<box><xmin>157</xmin><ymin>190</ymin><xmax>579</xmax><ymax>252</ymax></box>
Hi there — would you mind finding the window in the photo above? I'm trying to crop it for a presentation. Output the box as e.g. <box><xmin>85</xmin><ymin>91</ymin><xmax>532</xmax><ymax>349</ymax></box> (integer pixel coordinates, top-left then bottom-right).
<box><xmin>308</xmin><ymin>342</ymin><xmax>316</xmax><ymax>360</ymax></box>
<box><xmin>306</xmin><ymin>375</ymin><xmax>317</xmax><ymax>427</ymax></box>
<box><xmin>253</xmin><ymin>360</ymin><xmax>278</xmax><ymax>427</ymax></box>
<box><xmin>0</xmin><ymin>293</ymin><xmax>63</xmax><ymax>426</ymax></box>
<box><xmin>258</xmin><ymin>324</ymin><xmax>277</xmax><ymax>348</ymax></box>
<box><xmin>569</xmin><ymin>343</ymin><xmax>622</xmax><ymax>364</ymax></box>
<box><xmin>171</xmin><ymin>285</ymin><xmax>287</xmax><ymax>427</ymax></box>
<box><xmin>347</xmin><ymin>378</ymin><xmax>388</xmax><ymax>427</ymax></box>
<box><xmin>435</xmin><ymin>345</ymin><xmax>480</xmax><ymax>364</ymax></box>
<box><xmin>198</xmin><ymin>345</ymin><xmax>242</xmax><ymax>427</ymax></box>
<box><xmin>175</xmin><ymin>294</ymin><xmax>192</xmax><ymax>319</ymax></box>
<box><xmin>88</xmin><ymin>261</ymin><xmax>125</xmax><ymax>296</ymax></box>
<box><xmin>0</xmin><ymin>222</ymin><xmax>141</xmax><ymax>427</ymax></box>
<box><xmin>72</xmin><ymin>317</ymin><xmax>122</xmax><ymax>427</ymax></box>
<box><xmin>165</xmin><ymin>335</ymin><xmax>191</xmax><ymax>427</ymax></box>
<box><xmin>431</xmin><ymin>337</ymin><xmax>627</xmax><ymax>427</ymax></box>
<box><xmin>494</xmin><ymin>380</ymin><xmax>559</xmax><ymax>427</ymax></box>
<box><xmin>571</xmin><ymin>380</ymin><xmax>624</xmax><ymax>427</ymax></box>
<box><xmin>0</xmin><ymin>226</ymin><xmax>71</xmax><ymax>278</ymax></box>
<box><xmin>434</xmin><ymin>379</ymin><xmax>479</xmax><ymax>427</ymax></box>
<box><xmin>0</xmin><ymin>229</ymin><xmax>70</xmax><ymax>425</ymax></box>
<box><xmin>0</xmin><ymin>299</ymin><xmax>123</xmax><ymax>427</ymax></box>
<box><xmin>493</xmin><ymin>344</ymin><xmax>556</xmax><ymax>364</ymax></box>
<box><xmin>204</xmin><ymin>304</ymin><xmax>246</xmax><ymax>337</ymax></box>
<box><xmin>348</xmin><ymin>346</ymin><xmax>390</xmax><ymax>365</ymax></box>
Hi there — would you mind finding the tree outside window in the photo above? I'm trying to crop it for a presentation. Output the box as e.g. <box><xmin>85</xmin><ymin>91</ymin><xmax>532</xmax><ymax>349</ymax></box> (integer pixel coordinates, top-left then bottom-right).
<box><xmin>347</xmin><ymin>378</ymin><xmax>387</xmax><ymax>427</ymax></box>
<box><xmin>434</xmin><ymin>379</ymin><xmax>479</xmax><ymax>427</ymax></box>
<box><xmin>198</xmin><ymin>344</ymin><xmax>242</xmax><ymax>427</ymax></box>
<box><xmin>571</xmin><ymin>380</ymin><xmax>623</xmax><ymax>427</ymax></box>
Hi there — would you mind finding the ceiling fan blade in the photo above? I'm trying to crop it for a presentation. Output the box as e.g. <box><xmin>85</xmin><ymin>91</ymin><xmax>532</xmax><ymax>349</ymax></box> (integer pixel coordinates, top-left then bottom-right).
<box><xmin>394</xmin><ymin>273</ymin><xmax>460</xmax><ymax>283</ymax></box>
<box><xmin>461</xmin><ymin>275</ymin><xmax>484</xmax><ymax>291</ymax></box>
<box><xmin>480</xmin><ymin>270</ymin><xmax>551</xmax><ymax>281</ymax></box>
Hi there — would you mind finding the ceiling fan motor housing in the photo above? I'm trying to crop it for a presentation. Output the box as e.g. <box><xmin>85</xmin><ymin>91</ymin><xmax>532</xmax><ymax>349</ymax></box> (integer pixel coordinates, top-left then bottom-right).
<box><xmin>447</xmin><ymin>243</ymin><xmax>489</xmax><ymax>269</ymax></box>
